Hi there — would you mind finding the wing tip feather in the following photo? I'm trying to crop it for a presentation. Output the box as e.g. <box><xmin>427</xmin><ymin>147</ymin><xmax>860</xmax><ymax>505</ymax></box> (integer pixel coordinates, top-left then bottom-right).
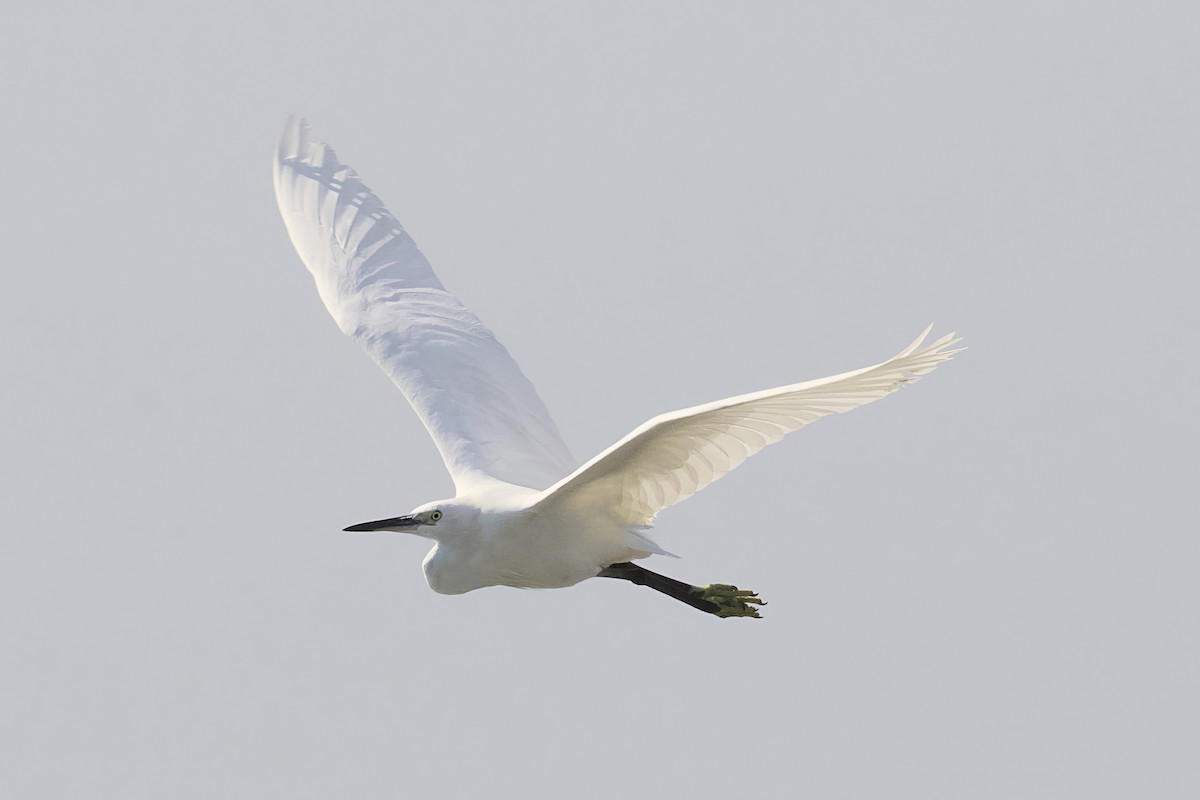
<box><xmin>274</xmin><ymin>116</ymin><xmax>342</xmax><ymax>183</ymax></box>
<box><xmin>275</xmin><ymin>115</ymin><xmax>307</xmax><ymax>169</ymax></box>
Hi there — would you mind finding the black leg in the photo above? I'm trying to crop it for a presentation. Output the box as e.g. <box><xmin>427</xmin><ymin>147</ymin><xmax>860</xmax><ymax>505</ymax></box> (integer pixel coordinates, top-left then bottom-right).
<box><xmin>598</xmin><ymin>562</ymin><xmax>765</xmax><ymax>618</ymax></box>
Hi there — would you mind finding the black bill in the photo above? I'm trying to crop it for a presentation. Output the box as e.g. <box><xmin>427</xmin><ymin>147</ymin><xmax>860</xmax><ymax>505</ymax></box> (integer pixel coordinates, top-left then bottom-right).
<box><xmin>343</xmin><ymin>514</ymin><xmax>421</xmax><ymax>532</ymax></box>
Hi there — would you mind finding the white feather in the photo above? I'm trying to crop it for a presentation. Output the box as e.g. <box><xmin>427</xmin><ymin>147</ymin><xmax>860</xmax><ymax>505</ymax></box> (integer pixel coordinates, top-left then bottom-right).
<box><xmin>535</xmin><ymin>327</ymin><xmax>962</xmax><ymax>526</ymax></box>
<box><xmin>273</xmin><ymin>118</ymin><xmax>576</xmax><ymax>492</ymax></box>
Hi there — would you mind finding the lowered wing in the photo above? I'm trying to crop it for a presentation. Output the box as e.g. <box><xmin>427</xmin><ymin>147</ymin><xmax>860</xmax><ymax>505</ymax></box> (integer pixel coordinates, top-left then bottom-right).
<box><xmin>535</xmin><ymin>327</ymin><xmax>961</xmax><ymax>525</ymax></box>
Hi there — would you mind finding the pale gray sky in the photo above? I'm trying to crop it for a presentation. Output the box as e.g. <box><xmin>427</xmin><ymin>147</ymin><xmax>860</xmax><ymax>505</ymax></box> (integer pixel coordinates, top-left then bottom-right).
<box><xmin>3</xmin><ymin>2</ymin><xmax>1197</xmax><ymax>798</ymax></box>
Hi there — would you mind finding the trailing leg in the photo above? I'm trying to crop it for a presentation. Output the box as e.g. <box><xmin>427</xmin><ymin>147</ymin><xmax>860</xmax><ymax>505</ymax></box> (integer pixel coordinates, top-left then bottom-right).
<box><xmin>598</xmin><ymin>562</ymin><xmax>765</xmax><ymax>619</ymax></box>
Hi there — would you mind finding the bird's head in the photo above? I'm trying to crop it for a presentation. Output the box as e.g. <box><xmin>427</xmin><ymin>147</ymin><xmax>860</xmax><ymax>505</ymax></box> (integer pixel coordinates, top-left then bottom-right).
<box><xmin>342</xmin><ymin>500</ymin><xmax>475</xmax><ymax>541</ymax></box>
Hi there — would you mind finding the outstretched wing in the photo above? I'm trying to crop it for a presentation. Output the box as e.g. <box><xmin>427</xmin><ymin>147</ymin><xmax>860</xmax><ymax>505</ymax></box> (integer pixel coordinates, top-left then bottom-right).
<box><xmin>274</xmin><ymin>118</ymin><xmax>576</xmax><ymax>492</ymax></box>
<box><xmin>535</xmin><ymin>327</ymin><xmax>961</xmax><ymax>525</ymax></box>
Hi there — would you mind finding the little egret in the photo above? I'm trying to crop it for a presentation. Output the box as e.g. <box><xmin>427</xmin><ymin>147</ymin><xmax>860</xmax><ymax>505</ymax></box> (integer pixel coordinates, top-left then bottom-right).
<box><xmin>274</xmin><ymin>118</ymin><xmax>962</xmax><ymax>619</ymax></box>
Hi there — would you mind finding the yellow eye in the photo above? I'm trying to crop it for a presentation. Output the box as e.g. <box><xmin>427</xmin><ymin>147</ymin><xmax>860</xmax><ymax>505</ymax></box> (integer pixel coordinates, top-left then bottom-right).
<box><xmin>429</xmin><ymin>510</ymin><xmax>443</xmax><ymax>522</ymax></box>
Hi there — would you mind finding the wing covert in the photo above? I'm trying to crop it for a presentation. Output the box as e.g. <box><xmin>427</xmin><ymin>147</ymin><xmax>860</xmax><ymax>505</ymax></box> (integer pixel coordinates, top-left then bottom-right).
<box><xmin>274</xmin><ymin>118</ymin><xmax>576</xmax><ymax>491</ymax></box>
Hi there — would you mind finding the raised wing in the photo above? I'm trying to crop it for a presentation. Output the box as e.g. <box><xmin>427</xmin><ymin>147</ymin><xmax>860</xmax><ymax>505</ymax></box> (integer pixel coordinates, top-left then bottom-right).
<box><xmin>535</xmin><ymin>327</ymin><xmax>961</xmax><ymax>525</ymax></box>
<box><xmin>274</xmin><ymin>118</ymin><xmax>576</xmax><ymax>492</ymax></box>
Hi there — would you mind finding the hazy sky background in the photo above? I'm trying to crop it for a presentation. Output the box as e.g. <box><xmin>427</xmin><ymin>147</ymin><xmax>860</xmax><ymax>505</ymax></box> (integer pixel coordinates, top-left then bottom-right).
<box><xmin>3</xmin><ymin>2</ymin><xmax>1197</xmax><ymax>797</ymax></box>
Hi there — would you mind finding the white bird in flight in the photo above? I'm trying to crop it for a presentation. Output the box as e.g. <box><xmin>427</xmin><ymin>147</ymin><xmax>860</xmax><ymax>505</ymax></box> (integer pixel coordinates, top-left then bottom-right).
<box><xmin>274</xmin><ymin>118</ymin><xmax>962</xmax><ymax>619</ymax></box>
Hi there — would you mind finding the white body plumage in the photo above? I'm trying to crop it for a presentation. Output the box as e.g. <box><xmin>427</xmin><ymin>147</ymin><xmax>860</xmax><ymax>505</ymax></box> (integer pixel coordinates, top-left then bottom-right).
<box><xmin>415</xmin><ymin>486</ymin><xmax>664</xmax><ymax>594</ymax></box>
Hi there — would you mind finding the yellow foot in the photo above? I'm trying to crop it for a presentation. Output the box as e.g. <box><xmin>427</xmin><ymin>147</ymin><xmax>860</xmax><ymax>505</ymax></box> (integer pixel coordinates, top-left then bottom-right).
<box><xmin>695</xmin><ymin>583</ymin><xmax>766</xmax><ymax>619</ymax></box>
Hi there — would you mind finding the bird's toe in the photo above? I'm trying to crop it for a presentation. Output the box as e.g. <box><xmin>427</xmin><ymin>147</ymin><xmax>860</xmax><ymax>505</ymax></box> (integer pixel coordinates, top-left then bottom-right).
<box><xmin>695</xmin><ymin>583</ymin><xmax>767</xmax><ymax>618</ymax></box>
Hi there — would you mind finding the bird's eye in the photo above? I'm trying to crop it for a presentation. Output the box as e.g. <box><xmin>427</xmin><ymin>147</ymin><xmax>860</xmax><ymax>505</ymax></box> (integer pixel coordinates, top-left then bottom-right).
<box><xmin>429</xmin><ymin>510</ymin><xmax>443</xmax><ymax>522</ymax></box>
